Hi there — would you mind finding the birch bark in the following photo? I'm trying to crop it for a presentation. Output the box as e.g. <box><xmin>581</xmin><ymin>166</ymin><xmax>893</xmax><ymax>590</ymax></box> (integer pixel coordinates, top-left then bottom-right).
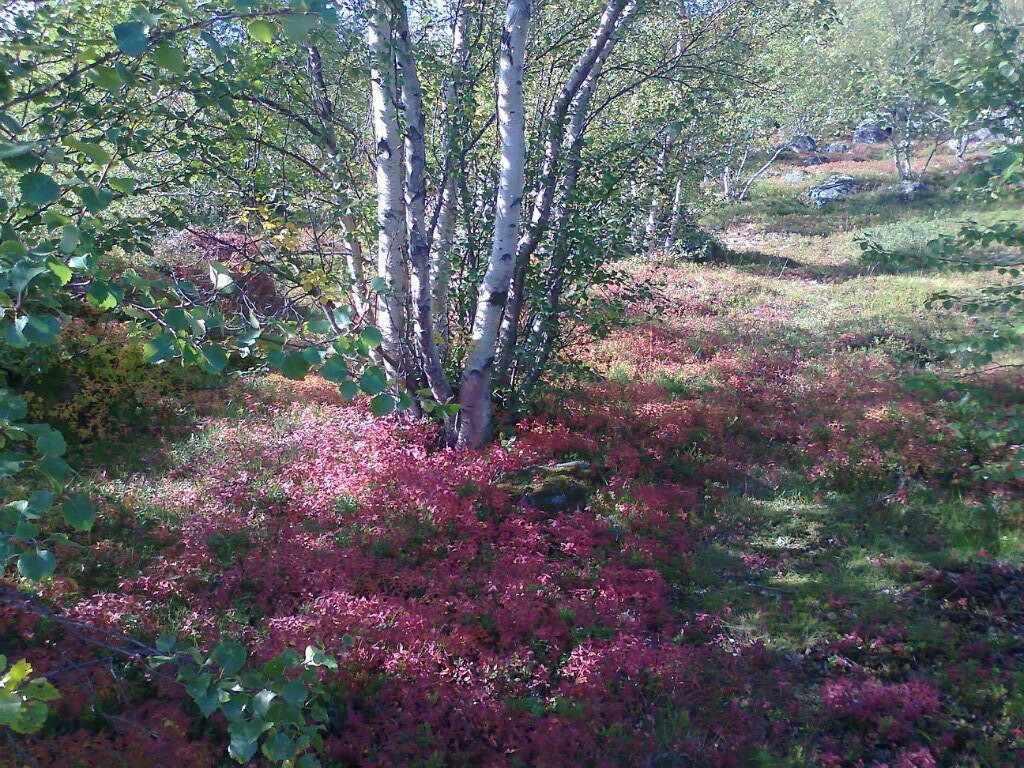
<box><xmin>390</xmin><ymin>0</ymin><xmax>455</xmax><ymax>415</ymax></box>
<box><xmin>430</xmin><ymin>3</ymin><xmax>470</xmax><ymax>357</ymax></box>
<box><xmin>456</xmin><ymin>0</ymin><xmax>531</xmax><ymax>449</ymax></box>
<box><xmin>494</xmin><ymin>0</ymin><xmax>633</xmax><ymax>385</ymax></box>
<box><xmin>367</xmin><ymin>2</ymin><xmax>410</xmax><ymax>383</ymax></box>
<box><xmin>517</xmin><ymin>1</ymin><xmax>638</xmax><ymax>394</ymax></box>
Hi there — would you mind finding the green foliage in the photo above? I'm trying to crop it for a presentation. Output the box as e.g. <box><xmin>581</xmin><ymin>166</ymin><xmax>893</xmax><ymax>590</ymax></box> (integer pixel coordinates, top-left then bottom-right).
<box><xmin>0</xmin><ymin>655</ymin><xmax>60</xmax><ymax>736</ymax></box>
<box><xmin>0</xmin><ymin>385</ymin><xmax>95</xmax><ymax>580</ymax></box>
<box><xmin>152</xmin><ymin>637</ymin><xmax>342</xmax><ymax>767</ymax></box>
<box><xmin>17</xmin><ymin>320</ymin><xmax>204</xmax><ymax>443</ymax></box>
<box><xmin>0</xmin><ymin>0</ymin><xmax>388</xmax><ymax>590</ymax></box>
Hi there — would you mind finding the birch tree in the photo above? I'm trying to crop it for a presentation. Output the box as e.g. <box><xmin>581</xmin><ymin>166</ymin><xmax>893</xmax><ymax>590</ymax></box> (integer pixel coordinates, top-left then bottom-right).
<box><xmin>456</xmin><ymin>0</ymin><xmax>532</xmax><ymax>447</ymax></box>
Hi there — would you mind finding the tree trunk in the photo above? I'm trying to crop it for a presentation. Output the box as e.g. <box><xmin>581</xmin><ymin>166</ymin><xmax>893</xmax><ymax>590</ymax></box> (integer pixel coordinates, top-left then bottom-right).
<box><xmin>494</xmin><ymin>0</ymin><xmax>633</xmax><ymax>388</ymax></box>
<box><xmin>665</xmin><ymin>174</ymin><xmax>685</xmax><ymax>250</ymax></box>
<box><xmin>306</xmin><ymin>45</ymin><xmax>369</xmax><ymax>318</ymax></box>
<box><xmin>340</xmin><ymin>213</ymin><xmax>369</xmax><ymax>317</ymax></box>
<box><xmin>390</xmin><ymin>0</ymin><xmax>455</xmax><ymax>421</ymax></box>
<box><xmin>430</xmin><ymin>3</ymin><xmax>470</xmax><ymax>359</ymax></box>
<box><xmin>644</xmin><ymin>133</ymin><xmax>673</xmax><ymax>254</ymax></box>
<box><xmin>367</xmin><ymin>1</ymin><xmax>411</xmax><ymax>386</ymax></box>
<box><xmin>456</xmin><ymin>0</ymin><xmax>531</xmax><ymax>449</ymax></box>
<box><xmin>516</xmin><ymin>1</ymin><xmax>638</xmax><ymax>397</ymax></box>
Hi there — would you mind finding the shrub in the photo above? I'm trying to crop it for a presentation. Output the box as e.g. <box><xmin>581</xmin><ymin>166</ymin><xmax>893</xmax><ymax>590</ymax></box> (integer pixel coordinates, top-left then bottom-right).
<box><xmin>18</xmin><ymin>319</ymin><xmax>210</xmax><ymax>444</ymax></box>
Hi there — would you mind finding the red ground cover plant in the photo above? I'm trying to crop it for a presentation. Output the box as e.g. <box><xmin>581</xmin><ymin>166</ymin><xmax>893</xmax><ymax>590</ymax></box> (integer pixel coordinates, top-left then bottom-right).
<box><xmin>2</xmin><ymin>263</ymin><xmax>1022</xmax><ymax>766</ymax></box>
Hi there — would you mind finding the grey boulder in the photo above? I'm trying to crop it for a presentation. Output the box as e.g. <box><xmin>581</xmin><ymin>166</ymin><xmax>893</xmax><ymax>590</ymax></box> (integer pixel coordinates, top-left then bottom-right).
<box><xmin>808</xmin><ymin>175</ymin><xmax>855</xmax><ymax>205</ymax></box>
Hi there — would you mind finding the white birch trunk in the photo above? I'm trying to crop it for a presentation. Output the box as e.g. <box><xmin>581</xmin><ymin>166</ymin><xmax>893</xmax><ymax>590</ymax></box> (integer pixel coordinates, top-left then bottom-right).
<box><xmin>494</xmin><ymin>0</ymin><xmax>633</xmax><ymax>384</ymax></box>
<box><xmin>368</xmin><ymin>2</ymin><xmax>410</xmax><ymax>383</ymax></box>
<box><xmin>390</xmin><ymin>0</ymin><xmax>454</xmax><ymax>413</ymax></box>
<box><xmin>340</xmin><ymin>213</ymin><xmax>368</xmax><ymax>317</ymax></box>
<box><xmin>517</xmin><ymin>13</ymin><xmax>628</xmax><ymax>395</ymax></box>
<box><xmin>665</xmin><ymin>175</ymin><xmax>685</xmax><ymax>250</ymax></box>
<box><xmin>456</xmin><ymin>0</ymin><xmax>531</xmax><ymax>449</ymax></box>
<box><xmin>430</xmin><ymin>3</ymin><xmax>470</xmax><ymax>357</ymax></box>
<box><xmin>306</xmin><ymin>44</ymin><xmax>370</xmax><ymax>319</ymax></box>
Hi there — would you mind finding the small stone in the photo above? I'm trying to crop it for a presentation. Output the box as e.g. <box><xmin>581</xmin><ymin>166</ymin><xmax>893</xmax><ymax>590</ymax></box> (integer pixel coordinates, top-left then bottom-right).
<box><xmin>808</xmin><ymin>174</ymin><xmax>856</xmax><ymax>206</ymax></box>
<box><xmin>899</xmin><ymin>181</ymin><xmax>929</xmax><ymax>200</ymax></box>
<box><xmin>853</xmin><ymin>118</ymin><xmax>888</xmax><ymax>144</ymax></box>
<box><xmin>789</xmin><ymin>135</ymin><xmax>817</xmax><ymax>153</ymax></box>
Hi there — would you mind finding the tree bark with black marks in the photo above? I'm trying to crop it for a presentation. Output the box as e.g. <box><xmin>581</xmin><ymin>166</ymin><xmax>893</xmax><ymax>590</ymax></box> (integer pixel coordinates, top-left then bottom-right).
<box><xmin>456</xmin><ymin>0</ymin><xmax>531</xmax><ymax>449</ymax></box>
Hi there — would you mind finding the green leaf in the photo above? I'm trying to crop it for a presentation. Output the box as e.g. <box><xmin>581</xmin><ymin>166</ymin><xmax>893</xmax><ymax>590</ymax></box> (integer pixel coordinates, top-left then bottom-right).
<box><xmin>144</xmin><ymin>333</ymin><xmax>176</xmax><ymax>364</ymax></box>
<box><xmin>199</xmin><ymin>345</ymin><xmax>229</xmax><ymax>374</ymax></box>
<box><xmin>11</xmin><ymin>699</ymin><xmax>49</xmax><ymax>734</ymax></box>
<box><xmin>0</xmin><ymin>142</ymin><xmax>37</xmax><ymax>163</ymax></box>
<box><xmin>0</xmin><ymin>240</ymin><xmax>29</xmax><ymax>258</ymax></box>
<box><xmin>107</xmin><ymin>177</ymin><xmax>135</xmax><ymax>195</ymax></box>
<box><xmin>59</xmin><ymin>226</ymin><xmax>80</xmax><ymax>254</ymax></box>
<box><xmin>319</xmin><ymin>356</ymin><xmax>349</xmax><ymax>383</ymax></box>
<box><xmin>305</xmin><ymin>317</ymin><xmax>333</xmax><ymax>334</ymax></box>
<box><xmin>247</xmin><ymin>19</ymin><xmax>277</xmax><ymax>43</ymax></box>
<box><xmin>5</xmin><ymin>318</ymin><xmax>28</xmax><ymax>348</ymax></box>
<box><xmin>9</xmin><ymin>264</ymin><xmax>47</xmax><ymax>292</ymax></box>
<box><xmin>279</xmin><ymin>353</ymin><xmax>311</xmax><ymax>380</ymax></box>
<box><xmin>86</xmin><ymin>281</ymin><xmax>117</xmax><ymax>310</ymax></box>
<box><xmin>0</xmin><ymin>694</ymin><xmax>20</xmax><ymax>729</ymax></box>
<box><xmin>359</xmin><ymin>366</ymin><xmax>388</xmax><ymax>395</ymax></box>
<box><xmin>152</xmin><ymin>44</ymin><xmax>185</xmax><ymax>74</ymax></box>
<box><xmin>252</xmin><ymin>689</ymin><xmax>276</xmax><ymax>717</ymax></box>
<box><xmin>62</xmin><ymin>494</ymin><xmax>95</xmax><ymax>532</ymax></box>
<box><xmin>370</xmin><ymin>393</ymin><xmax>396</xmax><ymax>417</ymax></box>
<box><xmin>261</xmin><ymin>730</ymin><xmax>297</xmax><ymax>762</ymax></box>
<box><xmin>302</xmin><ymin>347</ymin><xmax>325</xmax><ymax>365</ymax></box>
<box><xmin>65</xmin><ymin>138</ymin><xmax>111</xmax><ymax>166</ymax></box>
<box><xmin>19</xmin><ymin>173</ymin><xmax>61</xmax><ymax>206</ymax></box>
<box><xmin>279</xmin><ymin>678</ymin><xmax>307</xmax><ymax>706</ymax></box>
<box><xmin>35</xmin><ymin>430</ymin><xmax>66</xmax><ymax>457</ymax></box>
<box><xmin>17</xmin><ymin>550</ymin><xmax>55</xmax><ymax>581</ymax></box>
<box><xmin>113</xmin><ymin>21</ymin><xmax>150</xmax><ymax>55</ymax></box>
<box><xmin>229</xmin><ymin>735</ymin><xmax>259</xmax><ymax>764</ymax></box>
<box><xmin>339</xmin><ymin>379</ymin><xmax>358</xmax><ymax>400</ymax></box>
<box><xmin>76</xmin><ymin>185</ymin><xmax>114</xmax><ymax>213</ymax></box>
<box><xmin>23</xmin><ymin>679</ymin><xmax>60</xmax><ymax>703</ymax></box>
<box><xmin>37</xmin><ymin>455</ymin><xmax>71</xmax><ymax>485</ymax></box>
<box><xmin>87</xmin><ymin>66</ymin><xmax>122</xmax><ymax>91</ymax></box>
<box><xmin>163</xmin><ymin>308</ymin><xmax>190</xmax><ymax>332</ymax></box>
<box><xmin>23</xmin><ymin>316</ymin><xmax>60</xmax><ymax>346</ymax></box>
<box><xmin>15</xmin><ymin>520</ymin><xmax>39</xmax><ymax>541</ymax></box>
<box><xmin>0</xmin><ymin>395</ymin><xmax>28</xmax><ymax>422</ymax></box>
<box><xmin>209</xmin><ymin>261</ymin><xmax>233</xmax><ymax>290</ymax></box>
<box><xmin>281</xmin><ymin>13</ymin><xmax>319</xmax><ymax>42</ymax></box>
<box><xmin>360</xmin><ymin>326</ymin><xmax>383</xmax><ymax>349</ymax></box>
<box><xmin>25</xmin><ymin>491</ymin><xmax>55</xmax><ymax>518</ymax></box>
<box><xmin>211</xmin><ymin>641</ymin><xmax>247</xmax><ymax>676</ymax></box>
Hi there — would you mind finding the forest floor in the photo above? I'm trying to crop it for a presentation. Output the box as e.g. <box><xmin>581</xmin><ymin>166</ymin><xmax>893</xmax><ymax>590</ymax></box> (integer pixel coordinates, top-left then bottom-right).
<box><xmin>2</xmin><ymin>149</ymin><xmax>1023</xmax><ymax>767</ymax></box>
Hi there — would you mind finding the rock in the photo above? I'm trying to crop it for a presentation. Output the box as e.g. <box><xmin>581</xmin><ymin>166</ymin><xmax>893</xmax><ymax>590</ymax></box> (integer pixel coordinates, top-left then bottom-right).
<box><xmin>899</xmin><ymin>181</ymin><xmax>929</xmax><ymax>200</ymax></box>
<box><xmin>825</xmin><ymin>142</ymin><xmax>850</xmax><ymax>153</ymax></box>
<box><xmin>969</xmin><ymin>127</ymin><xmax>993</xmax><ymax>143</ymax></box>
<box><xmin>789</xmin><ymin>135</ymin><xmax>817</xmax><ymax>153</ymax></box>
<box><xmin>802</xmin><ymin>154</ymin><xmax>830</xmax><ymax>166</ymax></box>
<box><xmin>853</xmin><ymin>118</ymin><xmax>888</xmax><ymax>144</ymax></box>
<box><xmin>500</xmin><ymin>461</ymin><xmax>594</xmax><ymax>514</ymax></box>
<box><xmin>783</xmin><ymin>169</ymin><xmax>811</xmax><ymax>183</ymax></box>
<box><xmin>808</xmin><ymin>174</ymin><xmax>855</xmax><ymax>206</ymax></box>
